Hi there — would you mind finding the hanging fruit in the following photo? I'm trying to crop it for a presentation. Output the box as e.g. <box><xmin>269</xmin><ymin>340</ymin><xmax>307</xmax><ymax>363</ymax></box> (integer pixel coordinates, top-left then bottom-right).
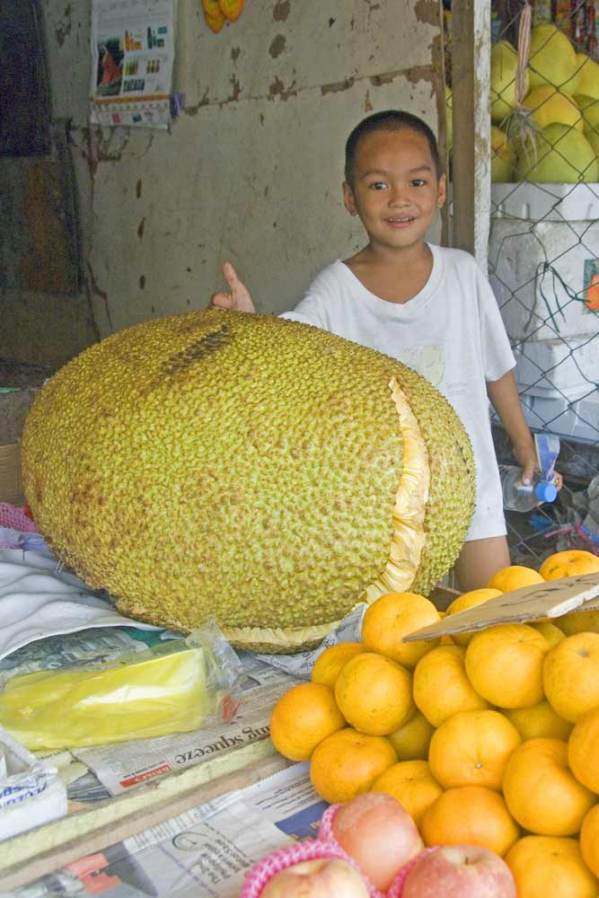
<box><xmin>202</xmin><ymin>0</ymin><xmax>225</xmax><ymax>33</ymax></box>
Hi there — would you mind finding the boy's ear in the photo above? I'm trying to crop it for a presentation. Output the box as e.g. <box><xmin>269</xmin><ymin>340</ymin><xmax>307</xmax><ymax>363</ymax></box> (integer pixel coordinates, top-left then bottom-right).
<box><xmin>342</xmin><ymin>181</ymin><xmax>358</xmax><ymax>216</ymax></box>
<box><xmin>437</xmin><ymin>173</ymin><xmax>447</xmax><ymax>208</ymax></box>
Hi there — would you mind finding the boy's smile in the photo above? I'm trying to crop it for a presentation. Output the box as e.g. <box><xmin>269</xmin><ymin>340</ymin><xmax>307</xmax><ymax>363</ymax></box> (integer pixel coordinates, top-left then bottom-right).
<box><xmin>343</xmin><ymin>128</ymin><xmax>446</xmax><ymax>254</ymax></box>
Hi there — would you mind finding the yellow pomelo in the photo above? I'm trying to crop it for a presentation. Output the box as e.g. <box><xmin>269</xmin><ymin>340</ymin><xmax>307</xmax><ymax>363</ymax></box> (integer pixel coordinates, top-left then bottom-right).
<box><xmin>413</xmin><ymin>644</ymin><xmax>488</xmax><ymax>726</ymax></box>
<box><xmin>465</xmin><ymin>623</ymin><xmax>550</xmax><ymax>709</ymax></box>
<box><xmin>515</xmin><ymin>123</ymin><xmax>598</xmax><ymax>183</ymax></box>
<box><xmin>506</xmin><ymin>836</ymin><xmax>598</xmax><ymax>898</ymax></box>
<box><xmin>543</xmin><ymin>632</ymin><xmax>599</xmax><ymax>722</ymax></box>
<box><xmin>334</xmin><ymin>652</ymin><xmax>414</xmax><ymax>736</ymax></box>
<box><xmin>372</xmin><ymin>760</ymin><xmax>443</xmax><ymax>827</ymax></box>
<box><xmin>486</xmin><ymin>565</ymin><xmax>544</xmax><ymax>591</ymax></box>
<box><xmin>361</xmin><ymin>592</ymin><xmax>440</xmax><ymax>668</ymax></box>
<box><xmin>533</xmin><ymin>620</ymin><xmax>566</xmax><ymax>647</ymax></box>
<box><xmin>540</xmin><ymin>549</ymin><xmax>599</xmax><ymax>580</ymax></box>
<box><xmin>311</xmin><ymin>643</ymin><xmax>364</xmax><ymax>687</ymax></box>
<box><xmin>505</xmin><ymin>700</ymin><xmax>573</xmax><ymax>741</ymax></box>
<box><xmin>491</xmin><ymin>40</ymin><xmax>520</xmax><ymax>123</ymax></box>
<box><xmin>577</xmin><ymin>94</ymin><xmax>599</xmax><ymax>133</ymax></box>
<box><xmin>522</xmin><ymin>86</ymin><xmax>583</xmax><ymax>132</ymax></box>
<box><xmin>446</xmin><ymin>588</ymin><xmax>503</xmax><ymax>645</ymax></box>
<box><xmin>388</xmin><ymin>711</ymin><xmax>434</xmax><ymax>761</ymax></box>
<box><xmin>528</xmin><ymin>24</ymin><xmax>580</xmax><ymax>95</ymax></box>
<box><xmin>502</xmin><ymin>738</ymin><xmax>594</xmax><ymax>836</ymax></box>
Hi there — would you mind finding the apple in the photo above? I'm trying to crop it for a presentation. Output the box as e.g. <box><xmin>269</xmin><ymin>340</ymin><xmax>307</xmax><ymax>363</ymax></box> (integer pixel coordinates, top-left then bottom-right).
<box><xmin>332</xmin><ymin>792</ymin><xmax>423</xmax><ymax>891</ymax></box>
<box><xmin>260</xmin><ymin>858</ymin><xmax>369</xmax><ymax>898</ymax></box>
<box><xmin>401</xmin><ymin>844</ymin><xmax>516</xmax><ymax>898</ymax></box>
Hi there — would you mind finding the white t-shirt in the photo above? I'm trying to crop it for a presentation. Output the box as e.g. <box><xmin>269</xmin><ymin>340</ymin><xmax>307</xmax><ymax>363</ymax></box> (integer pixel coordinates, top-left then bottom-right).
<box><xmin>281</xmin><ymin>244</ymin><xmax>516</xmax><ymax>541</ymax></box>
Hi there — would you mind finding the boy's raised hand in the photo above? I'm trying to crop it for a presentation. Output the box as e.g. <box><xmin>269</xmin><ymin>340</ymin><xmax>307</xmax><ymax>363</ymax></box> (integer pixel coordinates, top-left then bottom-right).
<box><xmin>210</xmin><ymin>262</ymin><xmax>256</xmax><ymax>313</ymax></box>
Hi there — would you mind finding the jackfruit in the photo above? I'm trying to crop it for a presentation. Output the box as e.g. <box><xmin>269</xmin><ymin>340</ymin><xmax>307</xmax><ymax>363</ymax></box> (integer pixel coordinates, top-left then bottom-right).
<box><xmin>21</xmin><ymin>310</ymin><xmax>475</xmax><ymax>652</ymax></box>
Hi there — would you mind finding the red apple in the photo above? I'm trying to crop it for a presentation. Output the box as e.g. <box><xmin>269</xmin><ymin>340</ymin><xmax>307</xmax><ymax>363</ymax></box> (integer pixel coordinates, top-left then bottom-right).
<box><xmin>332</xmin><ymin>792</ymin><xmax>423</xmax><ymax>891</ymax></box>
<box><xmin>260</xmin><ymin>858</ymin><xmax>369</xmax><ymax>898</ymax></box>
<box><xmin>401</xmin><ymin>844</ymin><xmax>516</xmax><ymax>898</ymax></box>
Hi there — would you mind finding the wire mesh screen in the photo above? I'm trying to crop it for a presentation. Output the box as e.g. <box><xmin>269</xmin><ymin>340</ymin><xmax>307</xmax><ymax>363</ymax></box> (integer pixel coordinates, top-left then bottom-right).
<box><xmin>487</xmin><ymin>1</ymin><xmax>599</xmax><ymax>564</ymax></box>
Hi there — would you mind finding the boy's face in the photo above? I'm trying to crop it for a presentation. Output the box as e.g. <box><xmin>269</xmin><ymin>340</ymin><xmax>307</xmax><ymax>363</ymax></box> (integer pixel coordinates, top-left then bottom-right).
<box><xmin>342</xmin><ymin>127</ymin><xmax>446</xmax><ymax>253</ymax></box>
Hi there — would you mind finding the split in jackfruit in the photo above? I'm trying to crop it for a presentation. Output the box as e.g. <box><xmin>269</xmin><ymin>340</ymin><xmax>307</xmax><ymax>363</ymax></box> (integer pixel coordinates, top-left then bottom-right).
<box><xmin>21</xmin><ymin>311</ymin><xmax>475</xmax><ymax>652</ymax></box>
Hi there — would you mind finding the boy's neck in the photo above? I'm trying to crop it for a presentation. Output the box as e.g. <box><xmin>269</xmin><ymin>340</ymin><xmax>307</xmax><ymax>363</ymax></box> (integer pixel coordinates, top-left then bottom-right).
<box><xmin>343</xmin><ymin>241</ymin><xmax>434</xmax><ymax>305</ymax></box>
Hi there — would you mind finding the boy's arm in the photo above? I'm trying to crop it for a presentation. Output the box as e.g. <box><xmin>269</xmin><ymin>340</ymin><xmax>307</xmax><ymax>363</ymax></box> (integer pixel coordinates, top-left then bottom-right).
<box><xmin>487</xmin><ymin>369</ymin><xmax>537</xmax><ymax>484</ymax></box>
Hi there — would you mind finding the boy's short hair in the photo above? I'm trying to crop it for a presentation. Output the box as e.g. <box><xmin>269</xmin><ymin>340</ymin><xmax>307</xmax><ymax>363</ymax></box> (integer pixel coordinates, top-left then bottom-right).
<box><xmin>344</xmin><ymin>109</ymin><xmax>442</xmax><ymax>184</ymax></box>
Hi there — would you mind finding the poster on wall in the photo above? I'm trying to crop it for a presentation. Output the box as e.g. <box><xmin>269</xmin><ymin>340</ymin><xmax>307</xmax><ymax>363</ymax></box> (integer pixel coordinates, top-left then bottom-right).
<box><xmin>90</xmin><ymin>0</ymin><xmax>176</xmax><ymax>128</ymax></box>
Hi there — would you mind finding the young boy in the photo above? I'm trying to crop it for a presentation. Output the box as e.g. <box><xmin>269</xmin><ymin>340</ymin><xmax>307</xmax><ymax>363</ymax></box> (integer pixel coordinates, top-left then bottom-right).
<box><xmin>211</xmin><ymin>109</ymin><xmax>541</xmax><ymax>591</ymax></box>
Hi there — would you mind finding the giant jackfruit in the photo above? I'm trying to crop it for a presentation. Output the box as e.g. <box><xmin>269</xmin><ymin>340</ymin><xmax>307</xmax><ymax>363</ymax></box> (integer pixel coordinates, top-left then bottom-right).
<box><xmin>21</xmin><ymin>310</ymin><xmax>475</xmax><ymax>651</ymax></box>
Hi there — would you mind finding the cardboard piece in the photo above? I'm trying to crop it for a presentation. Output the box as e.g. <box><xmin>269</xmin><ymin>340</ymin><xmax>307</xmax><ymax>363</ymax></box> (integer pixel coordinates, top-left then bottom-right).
<box><xmin>405</xmin><ymin>572</ymin><xmax>599</xmax><ymax>642</ymax></box>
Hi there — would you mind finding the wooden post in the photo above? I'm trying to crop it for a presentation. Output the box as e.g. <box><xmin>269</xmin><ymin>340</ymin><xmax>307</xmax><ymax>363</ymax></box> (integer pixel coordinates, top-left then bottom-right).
<box><xmin>451</xmin><ymin>0</ymin><xmax>491</xmax><ymax>268</ymax></box>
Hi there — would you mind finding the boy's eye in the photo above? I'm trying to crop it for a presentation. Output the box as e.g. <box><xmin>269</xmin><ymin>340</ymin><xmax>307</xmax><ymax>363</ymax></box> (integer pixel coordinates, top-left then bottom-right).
<box><xmin>368</xmin><ymin>181</ymin><xmax>388</xmax><ymax>190</ymax></box>
<box><xmin>411</xmin><ymin>178</ymin><xmax>427</xmax><ymax>187</ymax></box>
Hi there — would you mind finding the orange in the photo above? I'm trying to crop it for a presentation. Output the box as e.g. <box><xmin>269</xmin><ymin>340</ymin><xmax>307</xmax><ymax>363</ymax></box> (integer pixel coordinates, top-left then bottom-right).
<box><xmin>334</xmin><ymin>652</ymin><xmax>414</xmax><ymax>736</ymax></box>
<box><xmin>486</xmin><ymin>564</ymin><xmax>544</xmax><ymax>591</ymax></box>
<box><xmin>420</xmin><ymin>785</ymin><xmax>520</xmax><ymax>856</ymax></box>
<box><xmin>502</xmin><ymin>738</ymin><xmax>595</xmax><ymax>835</ymax></box>
<box><xmin>413</xmin><ymin>644</ymin><xmax>489</xmax><ymax>726</ymax></box>
<box><xmin>309</xmin><ymin>727</ymin><xmax>397</xmax><ymax>803</ymax></box>
<box><xmin>543</xmin><ymin>632</ymin><xmax>599</xmax><ymax>722</ymax></box>
<box><xmin>465</xmin><ymin>623</ymin><xmax>549</xmax><ymax>708</ymax></box>
<box><xmin>506</xmin><ymin>836</ymin><xmax>598</xmax><ymax>898</ymax></box>
<box><xmin>269</xmin><ymin>682</ymin><xmax>345</xmax><ymax>761</ymax></box>
<box><xmin>539</xmin><ymin>549</ymin><xmax>599</xmax><ymax>581</ymax></box>
<box><xmin>580</xmin><ymin>805</ymin><xmax>599</xmax><ymax>877</ymax></box>
<box><xmin>569</xmin><ymin>707</ymin><xmax>599</xmax><ymax>794</ymax></box>
<box><xmin>559</xmin><ymin>610</ymin><xmax>599</xmax><ymax>635</ymax></box>
<box><xmin>445</xmin><ymin>588</ymin><xmax>503</xmax><ymax>645</ymax></box>
<box><xmin>533</xmin><ymin>620</ymin><xmax>566</xmax><ymax>646</ymax></box>
<box><xmin>372</xmin><ymin>760</ymin><xmax>443</xmax><ymax>827</ymax></box>
<box><xmin>505</xmin><ymin>701</ymin><xmax>573</xmax><ymax>741</ymax></box>
<box><xmin>388</xmin><ymin>711</ymin><xmax>434</xmax><ymax>761</ymax></box>
<box><xmin>428</xmin><ymin>709</ymin><xmax>521</xmax><ymax>790</ymax></box>
<box><xmin>311</xmin><ymin>643</ymin><xmax>364</xmax><ymax>687</ymax></box>
<box><xmin>361</xmin><ymin>592</ymin><xmax>440</xmax><ymax>668</ymax></box>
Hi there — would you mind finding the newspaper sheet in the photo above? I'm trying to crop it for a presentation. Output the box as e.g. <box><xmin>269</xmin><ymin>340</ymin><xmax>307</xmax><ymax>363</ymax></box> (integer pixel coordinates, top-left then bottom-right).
<box><xmin>91</xmin><ymin>0</ymin><xmax>176</xmax><ymax>128</ymax></box>
<box><xmin>6</xmin><ymin>764</ymin><xmax>327</xmax><ymax>898</ymax></box>
<box><xmin>72</xmin><ymin>658</ymin><xmax>299</xmax><ymax>796</ymax></box>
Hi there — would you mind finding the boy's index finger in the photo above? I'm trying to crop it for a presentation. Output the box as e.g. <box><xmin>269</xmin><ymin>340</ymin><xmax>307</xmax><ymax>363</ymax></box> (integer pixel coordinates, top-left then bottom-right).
<box><xmin>222</xmin><ymin>261</ymin><xmax>240</xmax><ymax>290</ymax></box>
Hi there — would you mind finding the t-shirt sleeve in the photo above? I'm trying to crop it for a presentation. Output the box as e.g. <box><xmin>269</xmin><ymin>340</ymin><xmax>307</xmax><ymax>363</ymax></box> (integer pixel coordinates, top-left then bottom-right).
<box><xmin>278</xmin><ymin>265</ymin><xmax>338</xmax><ymax>330</ymax></box>
<box><xmin>476</xmin><ymin>264</ymin><xmax>516</xmax><ymax>382</ymax></box>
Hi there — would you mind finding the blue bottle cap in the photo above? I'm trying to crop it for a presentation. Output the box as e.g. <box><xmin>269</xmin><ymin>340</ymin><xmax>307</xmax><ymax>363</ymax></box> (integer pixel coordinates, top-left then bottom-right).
<box><xmin>534</xmin><ymin>479</ymin><xmax>557</xmax><ymax>504</ymax></box>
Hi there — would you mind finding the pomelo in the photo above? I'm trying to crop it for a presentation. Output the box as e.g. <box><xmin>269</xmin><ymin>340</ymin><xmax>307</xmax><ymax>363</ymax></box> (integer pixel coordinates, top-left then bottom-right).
<box><xmin>528</xmin><ymin>24</ymin><xmax>579</xmax><ymax>95</ymax></box>
<box><xmin>491</xmin><ymin>41</ymin><xmax>520</xmax><ymax>124</ymax></box>
<box><xmin>491</xmin><ymin>125</ymin><xmax>515</xmax><ymax>182</ymax></box>
<box><xmin>515</xmin><ymin>122</ymin><xmax>597</xmax><ymax>183</ymax></box>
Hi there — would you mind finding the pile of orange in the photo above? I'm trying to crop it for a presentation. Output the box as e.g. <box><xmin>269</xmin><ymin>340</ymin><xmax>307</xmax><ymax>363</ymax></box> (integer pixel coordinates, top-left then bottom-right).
<box><xmin>269</xmin><ymin>549</ymin><xmax>599</xmax><ymax>898</ymax></box>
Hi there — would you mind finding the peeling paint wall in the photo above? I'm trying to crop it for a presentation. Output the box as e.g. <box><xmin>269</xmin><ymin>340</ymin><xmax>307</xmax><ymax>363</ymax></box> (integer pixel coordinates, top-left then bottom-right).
<box><xmin>5</xmin><ymin>0</ymin><xmax>443</xmax><ymax>360</ymax></box>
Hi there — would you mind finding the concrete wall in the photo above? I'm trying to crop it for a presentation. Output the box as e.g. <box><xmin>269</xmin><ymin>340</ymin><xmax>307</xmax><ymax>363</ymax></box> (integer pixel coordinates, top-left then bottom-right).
<box><xmin>2</xmin><ymin>0</ymin><xmax>444</xmax><ymax>362</ymax></box>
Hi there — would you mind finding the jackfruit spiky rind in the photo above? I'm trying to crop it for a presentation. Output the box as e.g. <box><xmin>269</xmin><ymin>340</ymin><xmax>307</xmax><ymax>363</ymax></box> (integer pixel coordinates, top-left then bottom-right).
<box><xmin>21</xmin><ymin>309</ymin><xmax>474</xmax><ymax>643</ymax></box>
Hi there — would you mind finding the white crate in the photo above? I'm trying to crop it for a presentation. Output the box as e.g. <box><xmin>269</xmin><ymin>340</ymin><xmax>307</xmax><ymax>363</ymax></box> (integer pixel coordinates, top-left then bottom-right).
<box><xmin>489</xmin><ymin>216</ymin><xmax>599</xmax><ymax>342</ymax></box>
<box><xmin>513</xmin><ymin>336</ymin><xmax>597</xmax><ymax>400</ymax></box>
<box><xmin>492</xmin><ymin>182</ymin><xmax>599</xmax><ymax>222</ymax></box>
<box><xmin>0</xmin><ymin>727</ymin><xmax>67</xmax><ymax>841</ymax></box>
<box><xmin>520</xmin><ymin>391</ymin><xmax>599</xmax><ymax>445</ymax></box>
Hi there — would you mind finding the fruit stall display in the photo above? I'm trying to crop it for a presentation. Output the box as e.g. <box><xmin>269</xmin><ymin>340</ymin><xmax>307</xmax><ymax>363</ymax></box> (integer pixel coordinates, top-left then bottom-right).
<box><xmin>446</xmin><ymin>22</ymin><xmax>599</xmax><ymax>182</ymax></box>
<box><xmin>266</xmin><ymin>549</ymin><xmax>599</xmax><ymax>898</ymax></box>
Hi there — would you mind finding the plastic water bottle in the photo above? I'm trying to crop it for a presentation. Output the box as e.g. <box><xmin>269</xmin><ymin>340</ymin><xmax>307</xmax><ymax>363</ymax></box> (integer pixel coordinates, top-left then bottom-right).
<box><xmin>499</xmin><ymin>464</ymin><xmax>558</xmax><ymax>513</ymax></box>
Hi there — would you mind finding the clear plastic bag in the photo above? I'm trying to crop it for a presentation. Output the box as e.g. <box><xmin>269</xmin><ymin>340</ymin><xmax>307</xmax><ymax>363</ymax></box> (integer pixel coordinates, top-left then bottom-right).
<box><xmin>0</xmin><ymin>619</ymin><xmax>244</xmax><ymax>750</ymax></box>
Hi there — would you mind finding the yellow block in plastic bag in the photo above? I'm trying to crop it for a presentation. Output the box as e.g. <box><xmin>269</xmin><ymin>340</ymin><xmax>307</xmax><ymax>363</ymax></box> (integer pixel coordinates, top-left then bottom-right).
<box><xmin>0</xmin><ymin>647</ymin><xmax>211</xmax><ymax>750</ymax></box>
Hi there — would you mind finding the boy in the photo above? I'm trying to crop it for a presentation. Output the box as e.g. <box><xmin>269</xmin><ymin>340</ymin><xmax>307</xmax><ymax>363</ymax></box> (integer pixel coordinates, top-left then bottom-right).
<box><xmin>211</xmin><ymin>110</ymin><xmax>541</xmax><ymax>591</ymax></box>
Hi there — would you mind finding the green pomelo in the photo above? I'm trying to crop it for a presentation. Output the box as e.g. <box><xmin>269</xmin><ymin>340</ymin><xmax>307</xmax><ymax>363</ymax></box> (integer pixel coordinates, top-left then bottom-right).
<box><xmin>575</xmin><ymin>53</ymin><xmax>599</xmax><ymax>101</ymax></box>
<box><xmin>491</xmin><ymin>40</ymin><xmax>520</xmax><ymax>123</ymax></box>
<box><xmin>528</xmin><ymin>24</ymin><xmax>579</xmax><ymax>95</ymax></box>
<box><xmin>515</xmin><ymin>122</ymin><xmax>598</xmax><ymax>183</ymax></box>
<box><xmin>21</xmin><ymin>310</ymin><xmax>475</xmax><ymax>651</ymax></box>
<box><xmin>522</xmin><ymin>86</ymin><xmax>583</xmax><ymax>132</ymax></box>
<box><xmin>577</xmin><ymin>94</ymin><xmax>599</xmax><ymax>134</ymax></box>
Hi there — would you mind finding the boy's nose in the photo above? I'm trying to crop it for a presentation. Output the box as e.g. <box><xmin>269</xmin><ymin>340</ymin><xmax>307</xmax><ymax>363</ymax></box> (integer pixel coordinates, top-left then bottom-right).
<box><xmin>388</xmin><ymin>185</ymin><xmax>410</xmax><ymax>205</ymax></box>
